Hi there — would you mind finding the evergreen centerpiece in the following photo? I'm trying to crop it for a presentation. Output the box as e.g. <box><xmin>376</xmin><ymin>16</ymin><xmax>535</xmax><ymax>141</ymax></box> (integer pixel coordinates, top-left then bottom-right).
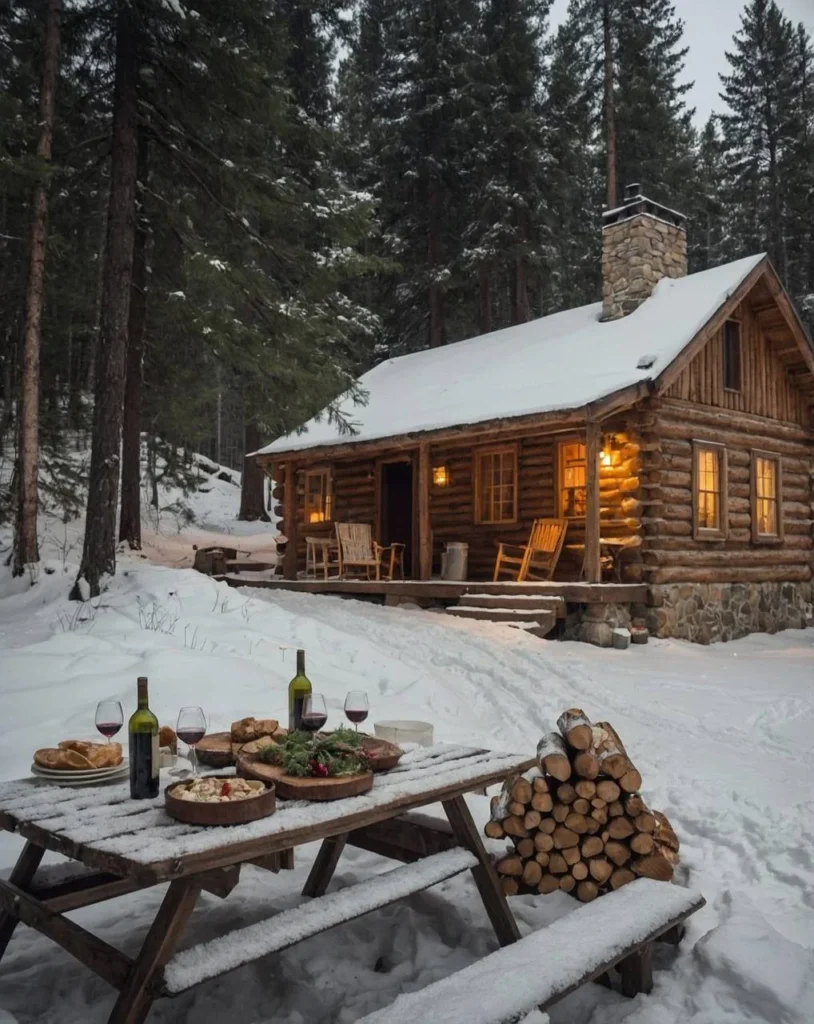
<box><xmin>259</xmin><ymin>727</ymin><xmax>370</xmax><ymax>779</ymax></box>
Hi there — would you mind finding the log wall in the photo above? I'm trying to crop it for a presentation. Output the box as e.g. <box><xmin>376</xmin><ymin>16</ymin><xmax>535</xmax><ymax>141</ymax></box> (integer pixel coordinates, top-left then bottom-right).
<box><xmin>272</xmin><ymin>423</ymin><xmax>644</xmax><ymax>581</ymax></box>
<box><xmin>663</xmin><ymin>297</ymin><xmax>811</xmax><ymax>427</ymax></box>
<box><xmin>636</xmin><ymin>397</ymin><xmax>813</xmax><ymax>587</ymax></box>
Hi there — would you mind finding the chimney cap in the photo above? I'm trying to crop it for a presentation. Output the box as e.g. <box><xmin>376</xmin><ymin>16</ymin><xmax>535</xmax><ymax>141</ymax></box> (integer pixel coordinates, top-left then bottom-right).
<box><xmin>603</xmin><ymin>185</ymin><xmax>686</xmax><ymax>229</ymax></box>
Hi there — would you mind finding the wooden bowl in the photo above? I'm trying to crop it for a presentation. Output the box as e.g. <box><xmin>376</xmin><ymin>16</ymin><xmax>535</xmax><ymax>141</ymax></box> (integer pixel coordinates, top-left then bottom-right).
<box><xmin>165</xmin><ymin>776</ymin><xmax>276</xmax><ymax>825</ymax></box>
<box><xmin>237</xmin><ymin>756</ymin><xmax>374</xmax><ymax>801</ymax></box>
<box><xmin>195</xmin><ymin>732</ymin><xmax>234</xmax><ymax>768</ymax></box>
<box><xmin>358</xmin><ymin>735</ymin><xmax>402</xmax><ymax>772</ymax></box>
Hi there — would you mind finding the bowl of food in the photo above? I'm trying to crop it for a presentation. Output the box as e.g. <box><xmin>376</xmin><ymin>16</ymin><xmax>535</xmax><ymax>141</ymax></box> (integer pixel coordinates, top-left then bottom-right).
<box><xmin>165</xmin><ymin>775</ymin><xmax>275</xmax><ymax>825</ymax></box>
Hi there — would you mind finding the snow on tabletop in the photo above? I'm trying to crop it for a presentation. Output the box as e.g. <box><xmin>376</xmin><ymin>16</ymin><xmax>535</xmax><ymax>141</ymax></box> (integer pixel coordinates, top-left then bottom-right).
<box><xmin>0</xmin><ymin>748</ymin><xmax>527</xmax><ymax>867</ymax></box>
<box><xmin>255</xmin><ymin>254</ymin><xmax>765</xmax><ymax>455</ymax></box>
<box><xmin>356</xmin><ymin>879</ymin><xmax>704</xmax><ymax>1024</ymax></box>
<box><xmin>163</xmin><ymin>847</ymin><xmax>477</xmax><ymax>993</ymax></box>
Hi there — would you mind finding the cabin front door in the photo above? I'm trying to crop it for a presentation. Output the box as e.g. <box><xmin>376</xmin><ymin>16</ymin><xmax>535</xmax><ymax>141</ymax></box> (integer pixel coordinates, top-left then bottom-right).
<box><xmin>379</xmin><ymin>459</ymin><xmax>415</xmax><ymax>576</ymax></box>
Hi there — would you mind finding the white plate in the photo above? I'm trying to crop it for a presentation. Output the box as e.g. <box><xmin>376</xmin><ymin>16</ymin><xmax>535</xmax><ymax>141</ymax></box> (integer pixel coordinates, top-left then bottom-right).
<box><xmin>30</xmin><ymin>760</ymin><xmax>128</xmax><ymax>779</ymax></box>
<box><xmin>30</xmin><ymin>767</ymin><xmax>129</xmax><ymax>787</ymax></box>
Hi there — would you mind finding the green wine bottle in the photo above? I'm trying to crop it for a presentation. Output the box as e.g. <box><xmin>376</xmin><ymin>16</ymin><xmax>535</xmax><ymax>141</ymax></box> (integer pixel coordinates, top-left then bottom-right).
<box><xmin>288</xmin><ymin>649</ymin><xmax>312</xmax><ymax>732</ymax></box>
<box><xmin>129</xmin><ymin>676</ymin><xmax>159</xmax><ymax>799</ymax></box>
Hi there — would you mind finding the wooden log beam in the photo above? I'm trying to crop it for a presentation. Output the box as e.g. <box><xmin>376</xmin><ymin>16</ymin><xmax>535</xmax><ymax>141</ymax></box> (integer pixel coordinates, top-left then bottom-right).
<box><xmin>418</xmin><ymin>442</ymin><xmax>432</xmax><ymax>581</ymax></box>
<box><xmin>584</xmin><ymin>421</ymin><xmax>601</xmax><ymax>583</ymax></box>
<box><xmin>282</xmin><ymin>463</ymin><xmax>298</xmax><ymax>580</ymax></box>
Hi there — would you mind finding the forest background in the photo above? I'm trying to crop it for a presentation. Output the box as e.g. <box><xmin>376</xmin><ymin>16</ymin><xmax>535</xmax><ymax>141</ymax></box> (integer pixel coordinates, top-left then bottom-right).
<box><xmin>1</xmin><ymin>0</ymin><xmax>812</xmax><ymax>595</ymax></box>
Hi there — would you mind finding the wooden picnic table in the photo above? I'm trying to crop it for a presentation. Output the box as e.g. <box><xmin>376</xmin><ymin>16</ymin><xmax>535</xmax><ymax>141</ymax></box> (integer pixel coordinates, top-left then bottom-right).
<box><xmin>0</xmin><ymin>743</ymin><xmax>533</xmax><ymax>1023</ymax></box>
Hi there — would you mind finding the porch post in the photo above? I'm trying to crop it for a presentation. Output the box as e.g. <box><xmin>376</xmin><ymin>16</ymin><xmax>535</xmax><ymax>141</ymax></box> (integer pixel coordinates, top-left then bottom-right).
<box><xmin>418</xmin><ymin>443</ymin><xmax>432</xmax><ymax>580</ymax></box>
<box><xmin>584</xmin><ymin>421</ymin><xmax>601</xmax><ymax>583</ymax></box>
<box><xmin>282</xmin><ymin>462</ymin><xmax>298</xmax><ymax>580</ymax></box>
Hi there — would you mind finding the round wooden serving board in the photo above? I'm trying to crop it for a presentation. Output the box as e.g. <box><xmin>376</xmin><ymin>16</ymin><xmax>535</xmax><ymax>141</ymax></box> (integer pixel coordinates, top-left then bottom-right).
<box><xmin>164</xmin><ymin>777</ymin><xmax>276</xmax><ymax>825</ymax></box>
<box><xmin>236</xmin><ymin>756</ymin><xmax>374</xmax><ymax>801</ymax></box>
<box><xmin>195</xmin><ymin>732</ymin><xmax>233</xmax><ymax>768</ymax></box>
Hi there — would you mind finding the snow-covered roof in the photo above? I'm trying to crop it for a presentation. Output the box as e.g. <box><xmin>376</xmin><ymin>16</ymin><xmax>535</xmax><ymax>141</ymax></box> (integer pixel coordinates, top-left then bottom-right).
<box><xmin>256</xmin><ymin>253</ymin><xmax>766</xmax><ymax>457</ymax></box>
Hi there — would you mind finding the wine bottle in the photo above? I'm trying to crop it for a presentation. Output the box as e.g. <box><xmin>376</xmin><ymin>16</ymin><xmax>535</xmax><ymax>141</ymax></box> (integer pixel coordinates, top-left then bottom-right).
<box><xmin>288</xmin><ymin>649</ymin><xmax>312</xmax><ymax>732</ymax></box>
<box><xmin>129</xmin><ymin>676</ymin><xmax>159</xmax><ymax>799</ymax></box>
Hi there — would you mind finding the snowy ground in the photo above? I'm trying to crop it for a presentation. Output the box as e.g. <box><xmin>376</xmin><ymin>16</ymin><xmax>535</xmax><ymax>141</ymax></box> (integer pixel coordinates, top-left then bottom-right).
<box><xmin>0</xmin><ymin>485</ymin><xmax>813</xmax><ymax>1022</ymax></box>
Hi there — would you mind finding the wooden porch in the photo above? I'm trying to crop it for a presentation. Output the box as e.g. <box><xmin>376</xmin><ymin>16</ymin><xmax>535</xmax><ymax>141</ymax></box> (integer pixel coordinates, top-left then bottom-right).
<box><xmin>218</xmin><ymin>575</ymin><xmax>647</xmax><ymax>605</ymax></box>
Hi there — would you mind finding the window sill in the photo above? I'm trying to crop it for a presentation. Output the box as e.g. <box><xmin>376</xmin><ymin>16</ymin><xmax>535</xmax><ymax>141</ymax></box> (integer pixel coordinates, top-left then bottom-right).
<box><xmin>752</xmin><ymin>534</ymin><xmax>783</xmax><ymax>545</ymax></box>
<box><xmin>694</xmin><ymin>528</ymin><xmax>727</xmax><ymax>542</ymax></box>
<box><xmin>722</xmin><ymin>387</ymin><xmax>742</xmax><ymax>395</ymax></box>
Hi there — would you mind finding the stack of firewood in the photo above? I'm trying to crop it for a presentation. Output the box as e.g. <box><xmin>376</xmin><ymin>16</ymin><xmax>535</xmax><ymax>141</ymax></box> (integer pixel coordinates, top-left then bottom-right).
<box><xmin>485</xmin><ymin>709</ymin><xmax>679</xmax><ymax>903</ymax></box>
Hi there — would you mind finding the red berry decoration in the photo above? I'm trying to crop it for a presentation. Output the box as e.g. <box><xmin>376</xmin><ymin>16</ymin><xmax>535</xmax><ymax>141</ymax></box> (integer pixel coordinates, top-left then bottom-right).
<box><xmin>221</xmin><ymin>781</ymin><xmax>231</xmax><ymax>797</ymax></box>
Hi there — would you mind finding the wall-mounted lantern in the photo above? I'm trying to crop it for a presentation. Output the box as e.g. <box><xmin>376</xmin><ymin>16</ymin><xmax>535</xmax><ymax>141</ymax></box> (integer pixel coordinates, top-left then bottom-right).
<box><xmin>432</xmin><ymin>465</ymin><xmax>450</xmax><ymax>487</ymax></box>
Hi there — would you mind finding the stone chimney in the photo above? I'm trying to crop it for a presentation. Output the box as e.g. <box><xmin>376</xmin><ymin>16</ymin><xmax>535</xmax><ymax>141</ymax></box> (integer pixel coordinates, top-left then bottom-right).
<box><xmin>601</xmin><ymin>183</ymin><xmax>688</xmax><ymax>321</ymax></box>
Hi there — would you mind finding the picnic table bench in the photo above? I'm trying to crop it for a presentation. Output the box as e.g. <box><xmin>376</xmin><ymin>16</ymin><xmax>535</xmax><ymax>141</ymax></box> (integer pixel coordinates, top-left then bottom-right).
<box><xmin>357</xmin><ymin>877</ymin><xmax>705</xmax><ymax>1023</ymax></box>
<box><xmin>0</xmin><ymin>743</ymin><xmax>533</xmax><ymax>1023</ymax></box>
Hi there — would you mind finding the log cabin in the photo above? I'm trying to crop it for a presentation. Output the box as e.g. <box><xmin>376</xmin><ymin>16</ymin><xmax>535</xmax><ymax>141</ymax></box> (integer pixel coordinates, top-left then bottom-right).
<box><xmin>252</xmin><ymin>185</ymin><xmax>814</xmax><ymax>644</ymax></box>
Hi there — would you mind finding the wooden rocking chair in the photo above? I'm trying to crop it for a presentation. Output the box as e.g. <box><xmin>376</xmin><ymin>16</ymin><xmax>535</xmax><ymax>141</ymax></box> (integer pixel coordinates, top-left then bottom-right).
<box><xmin>493</xmin><ymin>518</ymin><xmax>567</xmax><ymax>582</ymax></box>
<box><xmin>335</xmin><ymin>523</ymin><xmax>404</xmax><ymax>581</ymax></box>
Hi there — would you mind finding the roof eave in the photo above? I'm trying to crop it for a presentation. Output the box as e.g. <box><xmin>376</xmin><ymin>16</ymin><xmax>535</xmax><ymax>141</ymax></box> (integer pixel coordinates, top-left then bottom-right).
<box><xmin>254</xmin><ymin>384</ymin><xmax>653</xmax><ymax>465</ymax></box>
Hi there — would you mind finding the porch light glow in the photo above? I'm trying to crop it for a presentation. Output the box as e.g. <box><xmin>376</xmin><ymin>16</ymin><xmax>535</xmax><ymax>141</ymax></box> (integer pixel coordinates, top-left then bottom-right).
<box><xmin>433</xmin><ymin>465</ymin><xmax>449</xmax><ymax>487</ymax></box>
<box><xmin>600</xmin><ymin>449</ymin><xmax>612</xmax><ymax>467</ymax></box>
<box><xmin>309</xmin><ymin>511</ymin><xmax>326</xmax><ymax>523</ymax></box>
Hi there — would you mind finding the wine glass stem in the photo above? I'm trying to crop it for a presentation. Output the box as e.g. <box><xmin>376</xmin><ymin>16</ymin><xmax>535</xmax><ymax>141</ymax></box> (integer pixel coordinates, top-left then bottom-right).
<box><xmin>189</xmin><ymin>746</ymin><xmax>198</xmax><ymax>776</ymax></box>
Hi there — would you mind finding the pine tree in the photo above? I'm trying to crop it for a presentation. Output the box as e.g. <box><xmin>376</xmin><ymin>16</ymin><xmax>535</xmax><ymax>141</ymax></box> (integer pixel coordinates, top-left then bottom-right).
<box><xmin>468</xmin><ymin>0</ymin><xmax>552</xmax><ymax>327</ymax></box>
<box><xmin>72</xmin><ymin>0</ymin><xmax>139</xmax><ymax>600</ymax></box>
<box><xmin>538</xmin><ymin>15</ymin><xmax>602</xmax><ymax>313</ymax></box>
<box><xmin>341</xmin><ymin>0</ymin><xmax>482</xmax><ymax>352</ymax></box>
<box><xmin>719</xmin><ymin>0</ymin><xmax>799</xmax><ymax>281</ymax></box>
<box><xmin>12</xmin><ymin>0</ymin><xmax>62</xmax><ymax>577</ymax></box>
<box><xmin>686</xmin><ymin>116</ymin><xmax>727</xmax><ymax>271</ymax></box>
<box><xmin>567</xmin><ymin>0</ymin><xmax>696</xmax><ymax>211</ymax></box>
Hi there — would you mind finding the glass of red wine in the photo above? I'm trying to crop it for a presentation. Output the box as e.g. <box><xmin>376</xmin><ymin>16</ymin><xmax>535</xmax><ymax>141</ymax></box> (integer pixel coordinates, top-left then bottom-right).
<box><xmin>95</xmin><ymin>700</ymin><xmax>123</xmax><ymax>741</ymax></box>
<box><xmin>301</xmin><ymin>694</ymin><xmax>328</xmax><ymax>734</ymax></box>
<box><xmin>344</xmin><ymin>690</ymin><xmax>369</xmax><ymax>732</ymax></box>
<box><xmin>176</xmin><ymin>706</ymin><xmax>207</xmax><ymax>776</ymax></box>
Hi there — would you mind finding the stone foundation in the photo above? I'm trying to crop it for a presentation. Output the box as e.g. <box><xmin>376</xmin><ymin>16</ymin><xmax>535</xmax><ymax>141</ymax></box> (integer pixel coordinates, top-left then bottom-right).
<box><xmin>560</xmin><ymin>583</ymin><xmax>812</xmax><ymax>646</ymax></box>
<box><xmin>562</xmin><ymin>602</ymin><xmax>636</xmax><ymax>647</ymax></box>
<box><xmin>647</xmin><ymin>582</ymin><xmax>813</xmax><ymax>644</ymax></box>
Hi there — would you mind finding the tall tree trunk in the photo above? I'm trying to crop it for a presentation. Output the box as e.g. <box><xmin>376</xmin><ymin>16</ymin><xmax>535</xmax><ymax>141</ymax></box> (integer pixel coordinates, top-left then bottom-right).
<box><xmin>478</xmin><ymin>263</ymin><xmax>493</xmax><ymax>335</ymax></box>
<box><xmin>238</xmin><ymin>422</ymin><xmax>270</xmax><ymax>521</ymax></box>
<box><xmin>12</xmin><ymin>0</ymin><xmax>62</xmax><ymax>578</ymax></box>
<box><xmin>603</xmin><ymin>0</ymin><xmax>617</xmax><ymax>210</ymax></box>
<box><xmin>511</xmin><ymin>208</ymin><xmax>530</xmax><ymax>325</ymax></box>
<box><xmin>119</xmin><ymin>125</ymin><xmax>149</xmax><ymax>549</ymax></box>
<box><xmin>72</xmin><ymin>2</ymin><xmax>139</xmax><ymax>600</ymax></box>
<box><xmin>427</xmin><ymin>178</ymin><xmax>445</xmax><ymax>348</ymax></box>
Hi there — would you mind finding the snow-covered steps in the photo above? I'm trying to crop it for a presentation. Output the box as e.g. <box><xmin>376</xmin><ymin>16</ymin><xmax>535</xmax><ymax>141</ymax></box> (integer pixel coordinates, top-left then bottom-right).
<box><xmin>445</xmin><ymin>594</ymin><xmax>561</xmax><ymax>638</ymax></box>
<box><xmin>163</xmin><ymin>848</ymin><xmax>477</xmax><ymax>994</ymax></box>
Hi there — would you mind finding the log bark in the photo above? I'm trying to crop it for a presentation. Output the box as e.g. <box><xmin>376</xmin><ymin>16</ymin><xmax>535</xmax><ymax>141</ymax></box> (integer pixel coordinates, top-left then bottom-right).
<box><xmin>595</xmin><ymin>780</ymin><xmax>621</xmax><ymax>803</ymax></box>
<box><xmin>557</xmin><ymin>709</ymin><xmax>593</xmax><ymax>751</ymax></box>
<box><xmin>537</xmin><ymin>733</ymin><xmax>571</xmax><ymax>782</ymax></box>
<box><xmin>610</xmin><ymin>867</ymin><xmax>635</xmax><ymax>890</ymax></box>
<box><xmin>573</xmin><ymin>750</ymin><xmax>600</xmax><ymax>779</ymax></box>
<box><xmin>239</xmin><ymin>422</ymin><xmax>270</xmax><ymax>521</ymax></box>
<box><xmin>604</xmin><ymin>840</ymin><xmax>631</xmax><ymax>866</ymax></box>
<box><xmin>602</xmin><ymin>0</ymin><xmax>617</xmax><ymax>210</ymax></box>
<box><xmin>511</xmin><ymin>779</ymin><xmax>532</xmax><ymax>804</ymax></box>
<box><xmin>631</xmin><ymin>851</ymin><xmax>673</xmax><ymax>882</ymax></box>
<box><xmin>72</xmin><ymin>3</ymin><xmax>139</xmax><ymax>599</ymax></box>
<box><xmin>577</xmin><ymin>880</ymin><xmax>599</xmax><ymax>902</ymax></box>
<box><xmin>581</xmin><ymin>836</ymin><xmax>604</xmax><ymax>859</ymax></box>
<box><xmin>13</xmin><ymin>0</ymin><xmax>62</xmax><ymax>577</ymax></box>
<box><xmin>118</xmin><ymin>123</ymin><xmax>149</xmax><ymax>549</ymax></box>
